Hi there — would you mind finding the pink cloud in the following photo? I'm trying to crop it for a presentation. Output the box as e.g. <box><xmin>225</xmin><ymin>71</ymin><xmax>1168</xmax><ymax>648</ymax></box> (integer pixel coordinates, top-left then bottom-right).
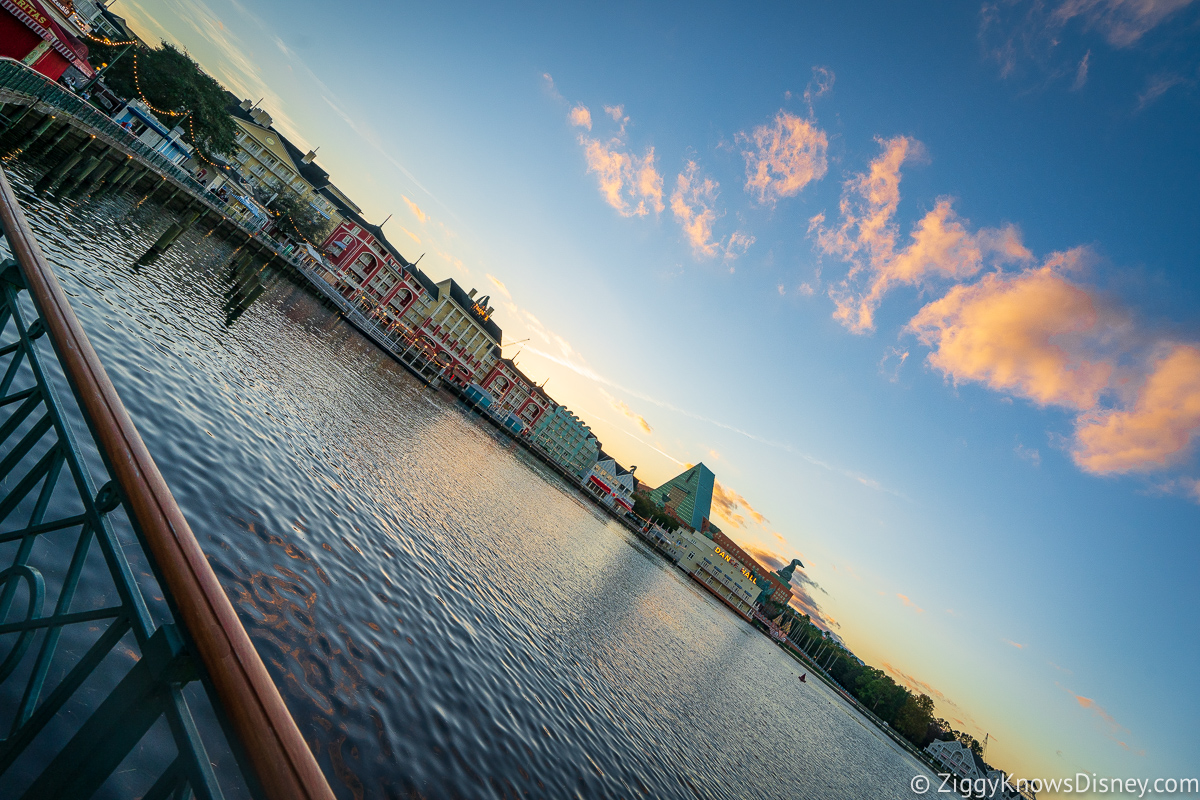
<box><xmin>1073</xmin><ymin>344</ymin><xmax>1200</xmax><ymax>473</ymax></box>
<box><xmin>670</xmin><ymin>161</ymin><xmax>754</xmax><ymax>259</ymax></box>
<box><xmin>580</xmin><ymin>136</ymin><xmax>664</xmax><ymax>217</ymax></box>
<box><xmin>813</xmin><ymin>137</ymin><xmax>1032</xmax><ymax>333</ymax></box>
<box><xmin>907</xmin><ymin>255</ymin><xmax>1119</xmax><ymax>410</ymax></box>
<box><xmin>740</xmin><ymin>110</ymin><xmax>828</xmax><ymax>204</ymax></box>
<box><xmin>568</xmin><ymin>103</ymin><xmax>592</xmax><ymax>130</ymax></box>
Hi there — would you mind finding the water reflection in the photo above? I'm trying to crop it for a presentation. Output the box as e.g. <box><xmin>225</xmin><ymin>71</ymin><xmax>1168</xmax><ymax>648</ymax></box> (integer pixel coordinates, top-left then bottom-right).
<box><xmin>2</xmin><ymin>154</ymin><xmax>934</xmax><ymax>800</ymax></box>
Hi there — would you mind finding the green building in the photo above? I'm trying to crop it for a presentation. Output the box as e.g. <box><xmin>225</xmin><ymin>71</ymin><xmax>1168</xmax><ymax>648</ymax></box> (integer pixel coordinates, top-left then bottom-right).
<box><xmin>530</xmin><ymin>404</ymin><xmax>600</xmax><ymax>479</ymax></box>
<box><xmin>647</xmin><ymin>463</ymin><xmax>715</xmax><ymax>531</ymax></box>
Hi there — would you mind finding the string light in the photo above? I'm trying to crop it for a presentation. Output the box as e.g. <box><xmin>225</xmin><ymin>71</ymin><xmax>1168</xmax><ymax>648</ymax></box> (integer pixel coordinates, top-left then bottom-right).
<box><xmin>82</xmin><ymin>31</ymin><xmax>139</xmax><ymax>46</ymax></box>
<box><xmin>130</xmin><ymin>52</ymin><xmax>189</xmax><ymax>117</ymax></box>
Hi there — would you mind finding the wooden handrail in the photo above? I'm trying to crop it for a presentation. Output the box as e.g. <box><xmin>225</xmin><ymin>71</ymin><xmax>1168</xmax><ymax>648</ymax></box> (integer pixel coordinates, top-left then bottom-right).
<box><xmin>0</xmin><ymin>166</ymin><xmax>335</xmax><ymax>800</ymax></box>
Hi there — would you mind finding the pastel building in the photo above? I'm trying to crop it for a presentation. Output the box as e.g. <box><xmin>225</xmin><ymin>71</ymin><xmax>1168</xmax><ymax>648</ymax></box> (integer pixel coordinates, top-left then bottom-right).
<box><xmin>646</xmin><ymin>464</ymin><xmax>715</xmax><ymax>531</ymax></box>
<box><xmin>584</xmin><ymin>452</ymin><xmax>636</xmax><ymax>513</ymax></box>
<box><xmin>112</xmin><ymin>100</ymin><xmax>193</xmax><ymax>164</ymax></box>
<box><xmin>414</xmin><ymin>280</ymin><xmax>503</xmax><ymax>386</ymax></box>
<box><xmin>924</xmin><ymin>741</ymin><xmax>1025</xmax><ymax>800</ymax></box>
<box><xmin>479</xmin><ymin>358</ymin><xmax>552</xmax><ymax>432</ymax></box>
<box><xmin>710</xmin><ymin>529</ymin><xmax>793</xmax><ymax>607</ymax></box>
<box><xmin>531</xmin><ymin>405</ymin><xmax>599</xmax><ymax>480</ymax></box>
<box><xmin>227</xmin><ymin>98</ymin><xmax>341</xmax><ymax>226</ymax></box>
<box><xmin>663</xmin><ymin>528</ymin><xmax>761</xmax><ymax>620</ymax></box>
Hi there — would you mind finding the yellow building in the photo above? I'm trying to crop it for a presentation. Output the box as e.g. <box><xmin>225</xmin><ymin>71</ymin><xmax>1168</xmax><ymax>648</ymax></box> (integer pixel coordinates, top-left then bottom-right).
<box><xmin>401</xmin><ymin>279</ymin><xmax>502</xmax><ymax>383</ymax></box>
<box><xmin>226</xmin><ymin>99</ymin><xmax>341</xmax><ymax>228</ymax></box>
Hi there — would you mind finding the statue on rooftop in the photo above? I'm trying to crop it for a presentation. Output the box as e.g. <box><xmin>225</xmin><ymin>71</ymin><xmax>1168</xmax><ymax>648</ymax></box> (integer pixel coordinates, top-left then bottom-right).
<box><xmin>775</xmin><ymin>558</ymin><xmax>804</xmax><ymax>584</ymax></box>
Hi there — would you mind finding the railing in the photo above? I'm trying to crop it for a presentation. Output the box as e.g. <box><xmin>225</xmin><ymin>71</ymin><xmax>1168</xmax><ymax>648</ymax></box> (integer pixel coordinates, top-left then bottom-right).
<box><xmin>0</xmin><ymin>163</ymin><xmax>334</xmax><ymax>798</ymax></box>
<box><xmin>0</xmin><ymin>58</ymin><xmax>254</xmax><ymax>232</ymax></box>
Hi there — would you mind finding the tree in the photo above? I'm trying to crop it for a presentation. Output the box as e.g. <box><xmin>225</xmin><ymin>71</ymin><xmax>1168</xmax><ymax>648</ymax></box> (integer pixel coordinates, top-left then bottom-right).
<box><xmin>271</xmin><ymin>190</ymin><xmax>336</xmax><ymax>245</ymax></box>
<box><xmin>632</xmin><ymin>492</ymin><xmax>679</xmax><ymax>531</ymax></box>
<box><xmin>894</xmin><ymin>694</ymin><xmax>936</xmax><ymax>745</ymax></box>
<box><xmin>89</xmin><ymin>40</ymin><xmax>237</xmax><ymax>158</ymax></box>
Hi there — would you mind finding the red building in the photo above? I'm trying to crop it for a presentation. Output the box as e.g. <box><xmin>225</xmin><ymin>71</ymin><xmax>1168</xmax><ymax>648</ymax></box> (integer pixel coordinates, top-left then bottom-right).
<box><xmin>1</xmin><ymin>0</ymin><xmax>94</xmax><ymax>82</ymax></box>
<box><xmin>480</xmin><ymin>358</ymin><xmax>552</xmax><ymax>430</ymax></box>
<box><xmin>323</xmin><ymin>219</ymin><xmax>421</xmax><ymax>313</ymax></box>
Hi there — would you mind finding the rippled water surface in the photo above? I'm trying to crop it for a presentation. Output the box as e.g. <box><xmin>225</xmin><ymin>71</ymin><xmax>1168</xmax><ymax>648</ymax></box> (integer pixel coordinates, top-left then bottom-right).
<box><xmin>3</xmin><ymin>157</ymin><xmax>932</xmax><ymax>799</ymax></box>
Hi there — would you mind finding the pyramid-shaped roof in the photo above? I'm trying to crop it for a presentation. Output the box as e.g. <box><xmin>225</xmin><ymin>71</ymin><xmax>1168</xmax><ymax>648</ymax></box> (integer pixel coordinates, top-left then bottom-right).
<box><xmin>647</xmin><ymin>464</ymin><xmax>714</xmax><ymax>530</ymax></box>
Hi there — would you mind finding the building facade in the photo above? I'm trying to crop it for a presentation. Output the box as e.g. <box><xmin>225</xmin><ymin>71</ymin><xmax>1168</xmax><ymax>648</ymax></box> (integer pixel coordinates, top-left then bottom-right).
<box><xmin>480</xmin><ymin>358</ymin><xmax>551</xmax><ymax>431</ymax></box>
<box><xmin>226</xmin><ymin>99</ymin><xmax>340</xmax><ymax>226</ymax></box>
<box><xmin>531</xmin><ymin>405</ymin><xmax>599</xmax><ymax>480</ymax></box>
<box><xmin>663</xmin><ymin>529</ymin><xmax>761</xmax><ymax>620</ymax></box>
<box><xmin>584</xmin><ymin>452</ymin><xmax>635</xmax><ymax>512</ymax></box>
<box><xmin>646</xmin><ymin>463</ymin><xmax>715</xmax><ymax>531</ymax></box>
<box><xmin>709</xmin><ymin>530</ymin><xmax>793</xmax><ymax>606</ymax></box>
<box><xmin>0</xmin><ymin>0</ymin><xmax>94</xmax><ymax>82</ymax></box>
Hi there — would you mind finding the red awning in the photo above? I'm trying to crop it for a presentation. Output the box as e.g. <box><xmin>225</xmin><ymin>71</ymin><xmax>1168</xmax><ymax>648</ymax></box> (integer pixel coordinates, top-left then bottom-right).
<box><xmin>588</xmin><ymin>475</ymin><xmax>611</xmax><ymax>493</ymax></box>
<box><xmin>1</xmin><ymin>0</ymin><xmax>94</xmax><ymax>76</ymax></box>
<box><xmin>614</xmin><ymin>497</ymin><xmax>633</xmax><ymax>511</ymax></box>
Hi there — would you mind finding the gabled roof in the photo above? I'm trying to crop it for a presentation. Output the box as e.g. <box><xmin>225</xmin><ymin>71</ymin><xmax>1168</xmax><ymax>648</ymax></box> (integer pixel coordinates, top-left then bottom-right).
<box><xmin>227</xmin><ymin>100</ymin><xmax>329</xmax><ymax>189</ymax></box>
<box><xmin>443</xmin><ymin>279</ymin><xmax>502</xmax><ymax>343</ymax></box>
<box><xmin>318</xmin><ymin>187</ymin><xmax>420</xmax><ymax>279</ymax></box>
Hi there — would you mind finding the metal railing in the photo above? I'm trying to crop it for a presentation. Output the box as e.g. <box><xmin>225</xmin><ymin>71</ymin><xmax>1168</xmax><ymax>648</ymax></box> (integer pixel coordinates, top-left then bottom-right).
<box><xmin>0</xmin><ymin>58</ymin><xmax>255</xmax><ymax>232</ymax></box>
<box><xmin>0</xmin><ymin>162</ymin><xmax>334</xmax><ymax>798</ymax></box>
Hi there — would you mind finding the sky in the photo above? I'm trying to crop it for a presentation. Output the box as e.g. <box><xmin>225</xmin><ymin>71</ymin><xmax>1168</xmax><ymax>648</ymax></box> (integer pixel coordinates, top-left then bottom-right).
<box><xmin>112</xmin><ymin>0</ymin><xmax>1200</xmax><ymax>790</ymax></box>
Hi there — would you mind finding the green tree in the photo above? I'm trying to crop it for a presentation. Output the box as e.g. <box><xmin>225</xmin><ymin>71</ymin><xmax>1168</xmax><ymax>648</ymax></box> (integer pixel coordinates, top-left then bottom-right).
<box><xmin>89</xmin><ymin>40</ymin><xmax>236</xmax><ymax>158</ymax></box>
<box><xmin>270</xmin><ymin>190</ymin><xmax>336</xmax><ymax>245</ymax></box>
<box><xmin>894</xmin><ymin>694</ymin><xmax>936</xmax><ymax>744</ymax></box>
<box><xmin>632</xmin><ymin>492</ymin><xmax>679</xmax><ymax>531</ymax></box>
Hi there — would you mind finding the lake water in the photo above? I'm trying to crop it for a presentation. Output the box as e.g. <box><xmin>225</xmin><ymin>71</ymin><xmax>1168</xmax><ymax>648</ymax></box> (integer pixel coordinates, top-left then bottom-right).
<box><xmin>2</xmin><ymin>156</ymin><xmax>935</xmax><ymax>799</ymax></box>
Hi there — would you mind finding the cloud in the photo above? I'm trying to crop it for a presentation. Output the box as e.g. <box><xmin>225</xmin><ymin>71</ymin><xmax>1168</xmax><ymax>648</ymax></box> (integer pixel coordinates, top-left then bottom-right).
<box><xmin>1015</xmin><ymin>443</ymin><xmax>1042</xmax><ymax>466</ymax></box>
<box><xmin>579</xmin><ymin>137</ymin><xmax>664</xmax><ymax>217</ymax></box>
<box><xmin>402</xmin><ymin>195</ymin><xmax>427</xmax><ymax>224</ymax></box>
<box><xmin>486</xmin><ymin>273</ymin><xmax>513</xmax><ymax>300</ymax></box>
<box><xmin>1004</xmin><ymin>639</ymin><xmax>1027</xmax><ymax>649</ymax></box>
<box><xmin>568</xmin><ymin>103</ymin><xmax>592</xmax><ymax>130</ymax></box>
<box><xmin>980</xmin><ymin>0</ymin><xmax>1196</xmax><ymax>84</ymax></box>
<box><xmin>711</xmin><ymin>481</ymin><xmax>769</xmax><ymax>529</ymax></box>
<box><xmin>670</xmin><ymin>161</ymin><xmax>755</xmax><ymax>259</ymax></box>
<box><xmin>1052</xmin><ymin>0</ymin><xmax>1196</xmax><ymax>47</ymax></box>
<box><xmin>1072</xmin><ymin>49</ymin><xmax>1092</xmax><ymax>89</ymax></box>
<box><xmin>1070</xmin><ymin>690</ymin><xmax>1143</xmax><ymax>753</ymax></box>
<box><xmin>813</xmin><ymin>137</ymin><xmax>1033</xmax><ymax>333</ymax></box>
<box><xmin>1137</xmin><ymin>72</ymin><xmax>1189</xmax><ymax>108</ymax></box>
<box><xmin>739</xmin><ymin>110</ymin><xmax>828</xmax><ymax>204</ymax></box>
<box><xmin>401</xmin><ymin>227</ymin><xmax>421</xmax><ymax>245</ymax></box>
<box><xmin>879</xmin><ymin>347</ymin><xmax>909</xmax><ymax>383</ymax></box>
<box><xmin>803</xmin><ymin>66</ymin><xmax>836</xmax><ymax>111</ymax></box>
<box><xmin>601</xmin><ymin>390</ymin><xmax>653</xmax><ymax>433</ymax></box>
<box><xmin>896</xmin><ymin>593</ymin><xmax>925</xmax><ymax>613</ymax></box>
<box><xmin>542</xmin><ymin>72</ymin><xmax>564</xmax><ymax>102</ymax></box>
<box><xmin>908</xmin><ymin>254</ymin><xmax>1120</xmax><ymax>410</ymax></box>
<box><xmin>1073</xmin><ymin>345</ymin><xmax>1200</xmax><ymax>473</ymax></box>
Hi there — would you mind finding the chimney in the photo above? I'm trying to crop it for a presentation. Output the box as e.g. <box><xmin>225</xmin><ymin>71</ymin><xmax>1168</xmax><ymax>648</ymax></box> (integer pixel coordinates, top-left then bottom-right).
<box><xmin>486</xmin><ymin>306</ymin><xmax>494</xmax><ymax>316</ymax></box>
<box><xmin>302</xmin><ymin>150</ymin><xmax>317</xmax><ymax>164</ymax></box>
<box><xmin>250</xmin><ymin>108</ymin><xmax>273</xmax><ymax>127</ymax></box>
<box><xmin>239</xmin><ymin>99</ymin><xmax>252</xmax><ymax>110</ymax></box>
<box><xmin>468</xmin><ymin>288</ymin><xmax>477</xmax><ymax>299</ymax></box>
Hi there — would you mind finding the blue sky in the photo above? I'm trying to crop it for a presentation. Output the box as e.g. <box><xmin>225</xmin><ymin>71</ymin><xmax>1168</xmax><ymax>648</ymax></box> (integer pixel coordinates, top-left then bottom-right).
<box><xmin>116</xmin><ymin>0</ymin><xmax>1200</xmax><ymax>789</ymax></box>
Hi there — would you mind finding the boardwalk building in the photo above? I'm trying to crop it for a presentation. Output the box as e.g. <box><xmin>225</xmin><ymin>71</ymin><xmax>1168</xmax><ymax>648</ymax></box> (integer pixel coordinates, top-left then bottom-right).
<box><xmin>531</xmin><ymin>405</ymin><xmax>599</xmax><ymax>480</ymax></box>
<box><xmin>584</xmin><ymin>452</ymin><xmax>636</xmax><ymax>513</ymax></box>
<box><xmin>646</xmin><ymin>463</ymin><xmax>715</xmax><ymax>531</ymax></box>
